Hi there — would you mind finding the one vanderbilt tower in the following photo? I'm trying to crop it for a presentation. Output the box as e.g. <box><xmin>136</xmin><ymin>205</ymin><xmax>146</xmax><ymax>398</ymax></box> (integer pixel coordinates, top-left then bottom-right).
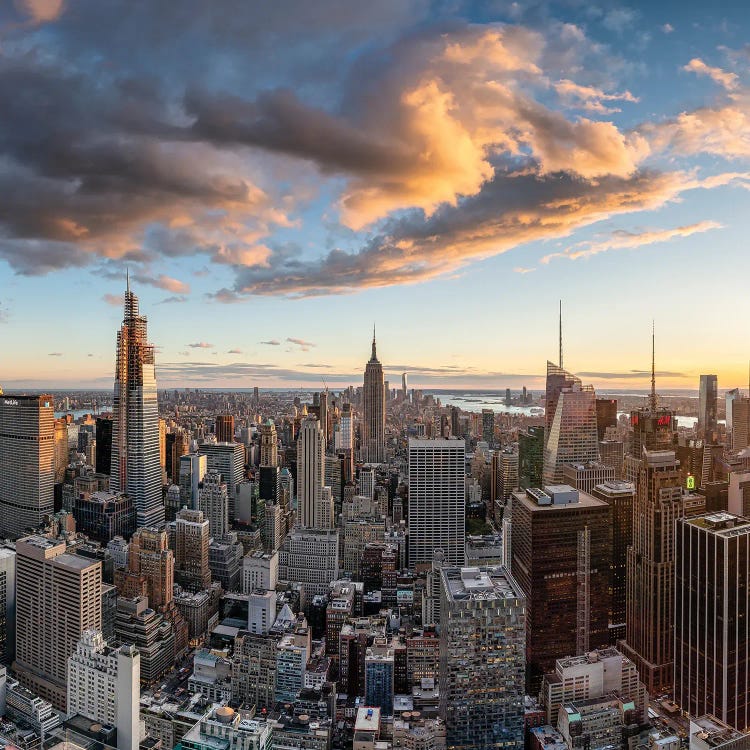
<box><xmin>111</xmin><ymin>274</ymin><xmax>164</xmax><ymax>528</ymax></box>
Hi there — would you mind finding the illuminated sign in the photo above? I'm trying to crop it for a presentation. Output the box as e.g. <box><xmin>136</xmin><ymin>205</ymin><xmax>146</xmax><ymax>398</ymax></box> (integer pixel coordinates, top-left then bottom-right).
<box><xmin>2</xmin><ymin>399</ymin><xmax>18</xmax><ymax>406</ymax></box>
<box><xmin>686</xmin><ymin>475</ymin><xmax>696</xmax><ymax>490</ymax></box>
<box><xmin>657</xmin><ymin>415</ymin><xmax>671</xmax><ymax>427</ymax></box>
<box><xmin>631</xmin><ymin>414</ymin><xmax>639</xmax><ymax>426</ymax></box>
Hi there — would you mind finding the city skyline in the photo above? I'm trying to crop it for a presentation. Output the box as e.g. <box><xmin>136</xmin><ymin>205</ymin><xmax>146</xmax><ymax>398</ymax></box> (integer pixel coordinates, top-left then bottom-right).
<box><xmin>2</xmin><ymin>1</ymin><xmax>750</xmax><ymax>389</ymax></box>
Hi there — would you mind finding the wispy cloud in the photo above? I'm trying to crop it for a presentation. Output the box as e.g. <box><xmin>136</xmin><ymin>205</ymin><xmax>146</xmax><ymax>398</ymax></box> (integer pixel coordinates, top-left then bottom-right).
<box><xmin>48</xmin><ymin>352</ymin><xmax>63</xmax><ymax>357</ymax></box>
<box><xmin>228</xmin><ymin>348</ymin><xmax>242</xmax><ymax>354</ymax></box>
<box><xmin>158</xmin><ymin>295</ymin><xmax>188</xmax><ymax>304</ymax></box>
<box><xmin>133</xmin><ymin>274</ymin><xmax>190</xmax><ymax>294</ymax></box>
<box><xmin>514</xmin><ymin>266</ymin><xmax>536</xmax><ymax>274</ymax></box>
<box><xmin>683</xmin><ymin>57</ymin><xmax>738</xmax><ymax>90</ymax></box>
<box><xmin>260</xmin><ymin>339</ymin><xmax>281</xmax><ymax>346</ymax></box>
<box><xmin>287</xmin><ymin>337</ymin><xmax>316</xmax><ymax>351</ymax></box>
<box><xmin>540</xmin><ymin>220</ymin><xmax>723</xmax><ymax>264</ymax></box>
<box><xmin>661</xmin><ymin>23</ymin><xmax>675</xmax><ymax>34</ymax></box>
<box><xmin>102</xmin><ymin>293</ymin><xmax>124</xmax><ymax>307</ymax></box>
<box><xmin>187</xmin><ymin>341</ymin><xmax>214</xmax><ymax>349</ymax></box>
<box><xmin>16</xmin><ymin>0</ymin><xmax>66</xmax><ymax>24</ymax></box>
<box><xmin>577</xmin><ymin>370</ymin><xmax>689</xmax><ymax>379</ymax></box>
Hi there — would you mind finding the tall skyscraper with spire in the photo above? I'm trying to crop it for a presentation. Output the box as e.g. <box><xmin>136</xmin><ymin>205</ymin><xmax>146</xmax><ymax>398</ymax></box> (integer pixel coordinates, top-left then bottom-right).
<box><xmin>110</xmin><ymin>276</ymin><xmax>164</xmax><ymax>528</ymax></box>
<box><xmin>362</xmin><ymin>327</ymin><xmax>386</xmax><ymax>463</ymax></box>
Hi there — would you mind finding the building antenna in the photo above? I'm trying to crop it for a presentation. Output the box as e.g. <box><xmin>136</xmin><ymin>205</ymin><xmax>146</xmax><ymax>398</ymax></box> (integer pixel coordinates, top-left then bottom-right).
<box><xmin>126</xmin><ymin>265</ymin><xmax>130</xmax><ymax>294</ymax></box>
<box><xmin>650</xmin><ymin>320</ymin><xmax>657</xmax><ymax>411</ymax></box>
<box><xmin>559</xmin><ymin>300</ymin><xmax>563</xmax><ymax>369</ymax></box>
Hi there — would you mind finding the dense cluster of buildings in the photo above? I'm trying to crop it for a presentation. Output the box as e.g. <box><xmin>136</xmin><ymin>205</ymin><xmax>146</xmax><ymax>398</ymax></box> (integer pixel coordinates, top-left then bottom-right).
<box><xmin>0</xmin><ymin>287</ymin><xmax>748</xmax><ymax>750</ymax></box>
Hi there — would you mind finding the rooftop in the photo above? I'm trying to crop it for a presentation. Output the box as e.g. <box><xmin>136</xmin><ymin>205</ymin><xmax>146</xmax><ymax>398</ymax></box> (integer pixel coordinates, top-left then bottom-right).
<box><xmin>442</xmin><ymin>565</ymin><xmax>524</xmax><ymax>603</ymax></box>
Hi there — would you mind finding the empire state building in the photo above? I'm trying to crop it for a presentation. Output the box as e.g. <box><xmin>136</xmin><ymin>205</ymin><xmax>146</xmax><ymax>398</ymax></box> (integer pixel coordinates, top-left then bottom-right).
<box><xmin>110</xmin><ymin>278</ymin><xmax>164</xmax><ymax>528</ymax></box>
<box><xmin>362</xmin><ymin>329</ymin><xmax>386</xmax><ymax>463</ymax></box>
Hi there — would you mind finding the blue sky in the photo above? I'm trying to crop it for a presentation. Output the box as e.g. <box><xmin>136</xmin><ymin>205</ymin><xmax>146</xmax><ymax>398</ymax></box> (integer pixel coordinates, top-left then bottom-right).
<box><xmin>1</xmin><ymin>0</ymin><xmax>749</xmax><ymax>391</ymax></box>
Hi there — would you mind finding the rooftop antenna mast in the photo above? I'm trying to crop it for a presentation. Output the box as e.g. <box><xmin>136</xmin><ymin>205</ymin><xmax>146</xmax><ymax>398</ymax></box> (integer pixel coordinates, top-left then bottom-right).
<box><xmin>559</xmin><ymin>300</ymin><xmax>563</xmax><ymax>369</ymax></box>
<box><xmin>650</xmin><ymin>320</ymin><xmax>657</xmax><ymax>411</ymax></box>
<box><xmin>126</xmin><ymin>266</ymin><xmax>130</xmax><ymax>294</ymax></box>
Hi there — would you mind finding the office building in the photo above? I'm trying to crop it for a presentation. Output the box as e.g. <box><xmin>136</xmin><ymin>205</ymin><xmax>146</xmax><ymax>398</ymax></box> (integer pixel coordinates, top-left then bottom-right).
<box><xmin>362</xmin><ymin>330</ymin><xmax>386</xmax><ymax>463</ymax></box>
<box><xmin>297</xmin><ymin>417</ymin><xmax>332</xmax><ymax>529</ymax></box>
<box><xmin>408</xmin><ymin>438</ymin><xmax>466</xmax><ymax>567</ymax></box>
<box><xmin>510</xmin><ymin>486</ymin><xmax>611</xmax><ymax>692</ymax></box>
<box><xmin>698</xmin><ymin>375</ymin><xmax>718</xmax><ymax>440</ymax></box>
<box><xmin>482</xmin><ymin>409</ymin><xmax>495</xmax><ymax>446</ymax></box>
<box><xmin>169</xmin><ymin>428</ymin><xmax>190</xmax><ymax>483</ymax></box>
<box><xmin>197</xmin><ymin>441</ymin><xmax>245</xmax><ymax>510</ymax></box>
<box><xmin>208</xmin><ymin>533</ymin><xmax>244</xmax><ymax>591</ymax></box>
<box><xmin>175</xmin><ymin>507</ymin><xmax>211</xmax><ymax>592</ymax></box>
<box><xmin>117</xmin><ymin>527</ymin><xmax>174</xmax><ymax>610</ymax></box>
<box><xmin>278</xmin><ymin>528</ymin><xmax>339</xmax><ymax>605</ymax></box>
<box><xmin>66</xmin><ymin>629</ymin><xmax>140</xmax><ymax>739</ymax></box>
<box><xmin>595</xmin><ymin>399</ymin><xmax>617</xmax><ymax>441</ymax></box>
<box><xmin>598</xmin><ymin>440</ymin><xmax>624</xmax><ymax>478</ymax></box>
<box><xmin>241</xmin><ymin>550</ymin><xmax>279</xmax><ymax>594</ymax></box>
<box><xmin>540</xmin><ymin>647</ymin><xmax>647</xmax><ymax>726</ymax></box>
<box><xmin>179</xmin><ymin>453</ymin><xmax>207</xmax><ymax>508</ymax></box>
<box><xmin>440</xmin><ymin>566</ymin><xmax>526</xmax><ymax>750</ymax></box>
<box><xmin>0</xmin><ymin>549</ymin><xmax>15</xmax><ymax>666</ymax></box>
<box><xmin>688</xmin><ymin>716</ymin><xmax>750</xmax><ymax>750</ymax></box>
<box><xmin>618</xmin><ymin>450</ymin><xmax>685</xmax><ymax>694</ymax></box>
<box><xmin>0</xmin><ymin>394</ymin><xmax>55</xmax><ymax>539</ymax></box>
<box><xmin>5</xmin><ymin>676</ymin><xmax>63</xmax><ymax>736</ymax></box>
<box><xmin>519</xmin><ymin>426</ymin><xmax>544</xmax><ymax>489</ymax></box>
<box><xmin>365</xmin><ymin>643</ymin><xmax>395</xmax><ymax>716</ymax></box>
<box><xmin>732</xmin><ymin>396</ymin><xmax>750</xmax><ymax>451</ymax></box>
<box><xmin>215</xmin><ymin>414</ymin><xmax>235</xmax><ymax>443</ymax></box>
<box><xmin>591</xmin><ymin>481</ymin><xmax>635</xmax><ymax>644</ymax></box>
<box><xmin>54</xmin><ymin>416</ymin><xmax>69</xmax><ymax>483</ymax></box>
<box><xmin>675</xmin><ymin>512</ymin><xmax>750</xmax><ymax>729</ymax></box>
<box><xmin>543</xmin><ymin>383</ymin><xmax>600</xmax><ymax>486</ymax></box>
<box><xmin>73</xmin><ymin>490</ymin><xmax>136</xmax><ymax>543</ymax></box>
<box><xmin>545</xmin><ymin>362</ymin><xmax>581</xmax><ymax>443</ymax></box>
<box><xmin>110</xmin><ymin>281</ymin><xmax>163</xmax><ymax>529</ymax></box>
<box><xmin>14</xmin><ymin>535</ymin><xmax>102</xmax><ymax>709</ymax></box>
<box><xmin>199</xmin><ymin>469</ymin><xmax>229</xmax><ymax>537</ymax></box>
<box><xmin>562</xmin><ymin>462</ymin><xmax>615</xmax><ymax>496</ymax></box>
<box><xmin>95</xmin><ymin>417</ymin><xmax>112</xmax><ymax>477</ymax></box>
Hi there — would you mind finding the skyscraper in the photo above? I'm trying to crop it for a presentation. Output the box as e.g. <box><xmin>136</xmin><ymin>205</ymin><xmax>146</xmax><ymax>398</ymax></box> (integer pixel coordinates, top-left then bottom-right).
<box><xmin>14</xmin><ymin>535</ymin><xmax>102</xmax><ymax>709</ymax></box>
<box><xmin>519</xmin><ymin>426</ymin><xmax>544</xmax><ymax>489</ymax></box>
<box><xmin>510</xmin><ymin>486</ymin><xmax>611</xmax><ymax>692</ymax></box>
<box><xmin>362</xmin><ymin>329</ymin><xmax>386</xmax><ymax>464</ymax></box>
<box><xmin>440</xmin><ymin>566</ymin><xmax>526</xmax><ymax>750</ymax></box>
<box><xmin>215</xmin><ymin>414</ymin><xmax>235</xmax><ymax>443</ymax></box>
<box><xmin>698</xmin><ymin>374</ymin><xmax>718</xmax><ymax>440</ymax></box>
<box><xmin>482</xmin><ymin>409</ymin><xmax>494</xmax><ymax>446</ymax></box>
<box><xmin>175</xmin><ymin>508</ymin><xmax>211</xmax><ymax>592</ymax></box>
<box><xmin>408</xmin><ymin>438</ymin><xmax>466</xmax><ymax>567</ymax></box>
<box><xmin>543</xmin><ymin>382</ymin><xmax>599</xmax><ymax>485</ymax></box>
<box><xmin>402</xmin><ymin>372</ymin><xmax>408</xmax><ymax>400</ymax></box>
<box><xmin>0</xmin><ymin>548</ymin><xmax>16</xmax><ymax>666</ymax></box>
<box><xmin>544</xmin><ymin>361</ymin><xmax>580</xmax><ymax>444</ymax></box>
<box><xmin>675</xmin><ymin>512</ymin><xmax>750</xmax><ymax>729</ymax></box>
<box><xmin>0</xmin><ymin>395</ymin><xmax>55</xmax><ymax>539</ymax></box>
<box><xmin>618</xmin><ymin>450</ymin><xmax>685</xmax><ymax>694</ymax></box>
<box><xmin>110</xmin><ymin>279</ymin><xmax>163</xmax><ymax>529</ymax></box>
<box><xmin>199</xmin><ymin>469</ymin><xmax>229</xmax><ymax>537</ymax></box>
<box><xmin>595</xmin><ymin>398</ymin><xmax>617</xmax><ymax>440</ymax></box>
<box><xmin>95</xmin><ymin>417</ymin><xmax>113</xmax><ymax>477</ymax></box>
<box><xmin>296</xmin><ymin>417</ymin><xmax>330</xmax><ymax>529</ymax></box>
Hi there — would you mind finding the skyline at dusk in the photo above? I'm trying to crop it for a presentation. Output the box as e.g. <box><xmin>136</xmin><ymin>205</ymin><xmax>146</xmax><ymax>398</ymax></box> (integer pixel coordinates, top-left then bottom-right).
<box><xmin>2</xmin><ymin>0</ymin><xmax>750</xmax><ymax>390</ymax></box>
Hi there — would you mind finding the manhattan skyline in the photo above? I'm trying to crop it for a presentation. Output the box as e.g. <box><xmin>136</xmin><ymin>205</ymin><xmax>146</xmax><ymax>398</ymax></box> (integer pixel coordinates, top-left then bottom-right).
<box><xmin>2</xmin><ymin>0</ymin><xmax>750</xmax><ymax>389</ymax></box>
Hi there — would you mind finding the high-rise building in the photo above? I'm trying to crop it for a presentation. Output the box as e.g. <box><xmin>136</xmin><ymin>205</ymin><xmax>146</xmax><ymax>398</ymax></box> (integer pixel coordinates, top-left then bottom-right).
<box><xmin>110</xmin><ymin>281</ymin><xmax>163</xmax><ymax>529</ymax></box>
<box><xmin>95</xmin><ymin>417</ymin><xmax>112</xmax><ymax>477</ymax></box>
<box><xmin>169</xmin><ymin>428</ymin><xmax>190</xmax><ymax>483</ymax></box>
<box><xmin>66</xmin><ymin>628</ymin><xmax>141</xmax><ymax>742</ymax></box>
<box><xmin>0</xmin><ymin>395</ymin><xmax>55</xmax><ymax>539</ymax></box>
<box><xmin>179</xmin><ymin>452</ymin><xmax>207</xmax><ymax>508</ymax></box>
<box><xmin>510</xmin><ymin>486</ymin><xmax>611</xmax><ymax>692</ymax></box>
<box><xmin>118</xmin><ymin>527</ymin><xmax>174</xmax><ymax>610</ymax></box>
<box><xmin>562</xmin><ymin>461</ymin><xmax>615</xmax><ymax>496</ymax></box>
<box><xmin>215</xmin><ymin>414</ymin><xmax>235</xmax><ymax>443</ymax></box>
<box><xmin>278</xmin><ymin>528</ymin><xmax>339</xmax><ymax>604</ymax></box>
<box><xmin>408</xmin><ymin>438</ymin><xmax>466</xmax><ymax>568</ymax></box>
<box><xmin>297</xmin><ymin>417</ymin><xmax>331</xmax><ymax>529</ymax></box>
<box><xmin>543</xmin><ymin>383</ymin><xmax>599</xmax><ymax>485</ymax></box>
<box><xmin>675</xmin><ymin>512</ymin><xmax>750</xmax><ymax>729</ymax></box>
<box><xmin>598</xmin><ymin>440</ymin><xmax>624</xmax><ymax>478</ymax></box>
<box><xmin>440</xmin><ymin>566</ymin><xmax>526</xmax><ymax>750</ymax></box>
<box><xmin>259</xmin><ymin>420</ymin><xmax>278</xmax><ymax>468</ymax></box>
<box><xmin>731</xmin><ymin>396</ymin><xmax>750</xmax><ymax>452</ymax></box>
<box><xmin>175</xmin><ymin>508</ymin><xmax>211</xmax><ymax>592</ymax></box>
<box><xmin>618</xmin><ymin>450</ymin><xmax>686</xmax><ymax>694</ymax></box>
<box><xmin>14</xmin><ymin>535</ymin><xmax>102</xmax><ymax>709</ymax></box>
<box><xmin>482</xmin><ymin>409</ymin><xmax>495</xmax><ymax>446</ymax></box>
<box><xmin>362</xmin><ymin>330</ymin><xmax>386</xmax><ymax>464</ymax></box>
<box><xmin>0</xmin><ymin>548</ymin><xmax>16</xmax><ymax>666</ymax></box>
<box><xmin>402</xmin><ymin>373</ymin><xmax>408</xmax><ymax>400</ymax></box>
<box><xmin>519</xmin><ymin>426</ymin><xmax>544</xmax><ymax>489</ymax></box>
<box><xmin>725</xmin><ymin>388</ymin><xmax>740</xmax><ymax>436</ymax></box>
<box><xmin>73</xmin><ymin>490</ymin><xmax>136</xmax><ymax>543</ymax></box>
<box><xmin>595</xmin><ymin>399</ymin><xmax>617</xmax><ymax>441</ymax></box>
<box><xmin>544</xmin><ymin>361</ymin><xmax>581</xmax><ymax>445</ymax></box>
<box><xmin>199</xmin><ymin>469</ymin><xmax>229</xmax><ymax>537</ymax></box>
<box><xmin>591</xmin><ymin>480</ymin><xmax>635</xmax><ymax>644</ymax></box>
<box><xmin>698</xmin><ymin>375</ymin><xmax>718</xmax><ymax>440</ymax></box>
<box><xmin>197</xmin><ymin>442</ymin><xmax>245</xmax><ymax>510</ymax></box>
<box><xmin>365</xmin><ymin>644</ymin><xmax>395</xmax><ymax>716</ymax></box>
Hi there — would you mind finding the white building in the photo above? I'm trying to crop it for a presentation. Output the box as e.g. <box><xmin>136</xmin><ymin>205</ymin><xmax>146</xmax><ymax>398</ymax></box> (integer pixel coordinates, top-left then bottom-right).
<box><xmin>247</xmin><ymin>591</ymin><xmax>276</xmax><ymax>635</ymax></box>
<box><xmin>199</xmin><ymin>469</ymin><xmax>229</xmax><ymax>537</ymax></box>
<box><xmin>179</xmin><ymin>453</ymin><xmax>207</xmax><ymax>509</ymax></box>
<box><xmin>408</xmin><ymin>439</ymin><xmax>466</xmax><ymax>567</ymax></box>
<box><xmin>241</xmin><ymin>550</ymin><xmax>279</xmax><ymax>594</ymax></box>
<box><xmin>66</xmin><ymin>629</ymin><xmax>141</xmax><ymax>750</ymax></box>
<box><xmin>278</xmin><ymin>529</ymin><xmax>339</xmax><ymax>605</ymax></box>
<box><xmin>297</xmin><ymin>417</ymin><xmax>330</xmax><ymax>529</ymax></box>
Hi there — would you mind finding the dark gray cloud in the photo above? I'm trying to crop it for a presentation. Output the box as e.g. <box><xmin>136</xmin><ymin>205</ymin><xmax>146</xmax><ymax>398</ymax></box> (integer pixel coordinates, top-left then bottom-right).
<box><xmin>260</xmin><ymin>340</ymin><xmax>281</xmax><ymax>346</ymax></box>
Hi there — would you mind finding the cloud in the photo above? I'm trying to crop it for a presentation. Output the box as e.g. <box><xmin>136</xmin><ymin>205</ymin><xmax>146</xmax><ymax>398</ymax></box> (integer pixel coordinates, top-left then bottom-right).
<box><xmin>187</xmin><ymin>341</ymin><xmax>214</xmax><ymax>349</ymax></box>
<box><xmin>601</xmin><ymin>8</ymin><xmax>637</xmax><ymax>32</ymax></box>
<box><xmin>260</xmin><ymin>339</ymin><xmax>281</xmax><ymax>346</ymax></box>
<box><xmin>157</xmin><ymin>295</ymin><xmax>188</xmax><ymax>304</ymax></box>
<box><xmin>661</xmin><ymin>23</ymin><xmax>674</xmax><ymax>34</ymax></box>
<box><xmin>577</xmin><ymin>370</ymin><xmax>688</xmax><ymax>379</ymax></box>
<box><xmin>554</xmin><ymin>79</ymin><xmax>638</xmax><ymax>114</ymax></box>
<box><xmin>540</xmin><ymin>220</ymin><xmax>723</xmax><ymax>264</ymax></box>
<box><xmin>15</xmin><ymin>0</ymin><xmax>65</xmax><ymax>23</ymax></box>
<box><xmin>0</xmin><ymin>305</ymin><xmax>8</xmax><ymax>324</ymax></box>
<box><xmin>102</xmin><ymin>294</ymin><xmax>125</xmax><ymax>307</ymax></box>
<box><xmin>48</xmin><ymin>352</ymin><xmax>63</xmax><ymax>356</ymax></box>
<box><xmin>87</xmin><ymin>353</ymin><xmax>93</xmax><ymax>357</ymax></box>
<box><xmin>228</xmin><ymin>348</ymin><xmax>242</xmax><ymax>354</ymax></box>
<box><xmin>133</xmin><ymin>273</ymin><xmax>190</xmax><ymax>294</ymax></box>
<box><xmin>286</xmin><ymin>337</ymin><xmax>316</xmax><ymax>348</ymax></box>
<box><xmin>683</xmin><ymin>58</ymin><xmax>738</xmax><ymax>90</ymax></box>
<box><xmin>514</xmin><ymin>266</ymin><xmax>536</xmax><ymax>274</ymax></box>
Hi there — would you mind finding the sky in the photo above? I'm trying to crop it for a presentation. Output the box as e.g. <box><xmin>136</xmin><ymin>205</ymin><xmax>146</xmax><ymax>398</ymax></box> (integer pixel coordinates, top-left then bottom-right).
<box><xmin>1</xmin><ymin>0</ymin><xmax>750</xmax><ymax>392</ymax></box>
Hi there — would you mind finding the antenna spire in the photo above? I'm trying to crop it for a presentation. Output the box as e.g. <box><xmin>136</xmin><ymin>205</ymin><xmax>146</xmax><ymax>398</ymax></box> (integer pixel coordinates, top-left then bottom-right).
<box><xmin>126</xmin><ymin>266</ymin><xmax>130</xmax><ymax>294</ymax></box>
<box><xmin>371</xmin><ymin>323</ymin><xmax>377</xmax><ymax>361</ymax></box>
<box><xmin>559</xmin><ymin>300</ymin><xmax>563</xmax><ymax>369</ymax></box>
<box><xmin>650</xmin><ymin>320</ymin><xmax>657</xmax><ymax>411</ymax></box>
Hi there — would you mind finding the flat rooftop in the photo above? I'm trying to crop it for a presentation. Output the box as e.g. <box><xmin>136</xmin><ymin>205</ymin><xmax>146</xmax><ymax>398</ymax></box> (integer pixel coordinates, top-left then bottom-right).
<box><xmin>442</xmin><ymin>566</ymin><xmax>524</xmax><ymax>603</ymax></box>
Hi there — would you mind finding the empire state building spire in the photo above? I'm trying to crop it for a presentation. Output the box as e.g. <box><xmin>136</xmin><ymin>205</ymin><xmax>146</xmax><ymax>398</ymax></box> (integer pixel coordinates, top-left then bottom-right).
<box><xmin>371</xmin><ymin>323</ymin><xmax>378</xmax><ymax>362</ymax></box>
<box><xmin>111</xmin><ymin>279</ymin><xmax>163</xmax><ymax>528</ymax></box>
<box><xmin>363</xmin><ymin>327</ymin><xmax>386</xmax><ymax>463</ymax></box>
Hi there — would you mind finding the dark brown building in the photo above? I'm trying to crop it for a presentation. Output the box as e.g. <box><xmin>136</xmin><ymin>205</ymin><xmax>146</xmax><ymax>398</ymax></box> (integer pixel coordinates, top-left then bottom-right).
<box><xmin>595</xmin><ymin>398</ymin><xmax>617</xmax><ymax>440</ymax></box>
<box><xmin>215</xmin><ymin>414</ymin><xmax>235</xmax><ymax>443</ymax></box>
<box><xmin>510</xmin><ymin>485</ymin><xmax>611</xmax><ymax>692</ymax></box>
